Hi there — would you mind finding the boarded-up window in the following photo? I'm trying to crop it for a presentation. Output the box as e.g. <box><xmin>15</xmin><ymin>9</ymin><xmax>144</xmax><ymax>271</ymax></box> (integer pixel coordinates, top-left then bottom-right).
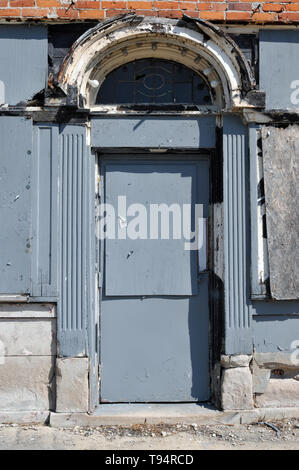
<box><xmin>262</xmin><ymin>126</ymin><xmax>299</xmax><ymax>300</ymax></box>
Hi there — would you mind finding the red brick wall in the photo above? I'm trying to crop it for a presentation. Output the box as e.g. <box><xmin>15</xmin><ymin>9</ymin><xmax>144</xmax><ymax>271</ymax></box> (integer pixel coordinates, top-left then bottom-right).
<box><xmin>0</xmin><ymin>0</ymin><xmax>299</xmax><ymax>22</ymax></box>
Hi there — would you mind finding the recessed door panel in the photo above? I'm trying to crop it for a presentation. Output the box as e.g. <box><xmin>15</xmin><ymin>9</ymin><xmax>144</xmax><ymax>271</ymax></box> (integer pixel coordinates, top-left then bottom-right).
<box><xmin>101</xmin><ymin>288</ymin><xmax>210</xmax><ymax>403</ymax></box>
<box><xmin>104</xmin><ymin>162</ymin><xmax>198</xmax><ymax>296</ymax></box>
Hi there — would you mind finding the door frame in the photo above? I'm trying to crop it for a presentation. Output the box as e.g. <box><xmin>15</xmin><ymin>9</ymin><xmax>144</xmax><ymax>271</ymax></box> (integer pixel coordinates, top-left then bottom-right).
<box><xmin>95</xmin><ymin>147</ymin><xmax>224</xmax><ymax>405</ymax></box>
<box><xmin>56</xmin><ymin>115</ymin><xmax>251</xmax><ymax>411</ymax></box>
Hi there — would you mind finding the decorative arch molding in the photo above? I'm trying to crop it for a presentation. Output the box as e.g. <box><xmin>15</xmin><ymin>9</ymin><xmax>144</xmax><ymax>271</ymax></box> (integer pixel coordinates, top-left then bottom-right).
<box><xmin>57</xmin><ymin>14</ymin><xmax>263</xmax><ymax>110</ymax></box>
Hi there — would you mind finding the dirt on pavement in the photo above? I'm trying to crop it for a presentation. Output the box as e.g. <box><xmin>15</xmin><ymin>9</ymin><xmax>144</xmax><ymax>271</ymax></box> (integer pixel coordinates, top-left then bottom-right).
<box><xmin>0</xmin><ymin>419</ymin><xmax>298</xmax><ymax>450</ymax></box>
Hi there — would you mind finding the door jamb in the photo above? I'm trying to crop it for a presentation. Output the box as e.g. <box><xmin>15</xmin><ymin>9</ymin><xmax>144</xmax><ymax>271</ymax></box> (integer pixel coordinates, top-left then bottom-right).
<box><xmin>93</xmin><ymin>148</ymin><xmax>224</xmax><ymax>406</ymax></box>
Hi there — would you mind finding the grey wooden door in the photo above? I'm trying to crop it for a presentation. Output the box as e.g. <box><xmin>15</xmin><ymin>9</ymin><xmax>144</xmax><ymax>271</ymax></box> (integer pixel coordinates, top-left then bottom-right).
<box><xmin>100</xmin><ymin>156</ymin><xmax>210</xmax><ymax>402</ymax></box>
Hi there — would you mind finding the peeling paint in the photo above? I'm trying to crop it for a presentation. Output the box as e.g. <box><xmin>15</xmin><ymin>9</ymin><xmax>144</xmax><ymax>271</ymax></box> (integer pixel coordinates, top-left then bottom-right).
<box><xmin>262</xmin><ymin>125</ymin><xmax>299</xmax><ymax>300</ymax></box>
<box><xmin>55</xmin><ymin>14</ymin><xmax>258</xmax><ymax>111</ymax></box>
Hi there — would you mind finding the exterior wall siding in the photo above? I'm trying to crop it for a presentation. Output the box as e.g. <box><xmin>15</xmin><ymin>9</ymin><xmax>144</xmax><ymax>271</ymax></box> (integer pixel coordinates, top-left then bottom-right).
<box><xmin>260</xmin><ymin>30</ymin><xmax>299</xmax><ymax>110</ymax></box>
<box><xmin>0</xmin><ymin>304</ymin><xmax>56</xmax><ymax>412</ymax></box>
<box><xmin>253</xmin><ymin>314</ymin><xmax>299</xmax><ymax>353</ymax></box>
<box><xmin>58</xmin><ymin>125</ymin><xmax>96</xmax><ymax>365</ymax></box>
<box><xmin>32</xmin><ymin>124</ymin><xmax>59</xmax><ymax>298</ymax></box>
<box><xmin>223</xmin><ymin>115</ymin><xmax>252</xmax><ymax>355</ymax></box>
<box><xmin>0</xmin><ymin>18</ymin><xmax>299</xmax><ymax>415</ymax></box>
<box><xmin>0</xmin><ymin>117</ymin><xmax>33</xmax><ymax>295</ymax></box>
<box><xmin>0</xmin><ymin>24</ymin><xmax>47</xmax><ymax>106</ymax></box>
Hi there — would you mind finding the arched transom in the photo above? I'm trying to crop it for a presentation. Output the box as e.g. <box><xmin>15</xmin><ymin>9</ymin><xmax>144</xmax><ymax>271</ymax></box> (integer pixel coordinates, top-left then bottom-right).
<box><xmin>58</xmin><ymin>16</ymin><xmax>256</xmax><ymax>110</ymax></box>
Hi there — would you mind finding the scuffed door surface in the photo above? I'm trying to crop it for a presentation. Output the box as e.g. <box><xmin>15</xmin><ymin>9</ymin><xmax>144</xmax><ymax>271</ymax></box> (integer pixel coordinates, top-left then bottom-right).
<box><xmin>101</xmin><ymin>157</ymin><xmax>210</xmax><ymax>402</ymax></box>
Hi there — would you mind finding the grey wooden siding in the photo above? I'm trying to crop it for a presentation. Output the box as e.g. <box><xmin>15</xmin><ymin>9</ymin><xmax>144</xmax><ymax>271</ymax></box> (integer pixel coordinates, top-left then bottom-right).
<box><xmin>58</xmin><ymin>125</ymin><xmax>95</xmax><ymax>358</ymax></box>
<box><xmin>260</xmin><ymin>30</ymin><xmax>299</xmax><ymax>110</ymax></box>
<box><xmin>252</xmin><ymin>300</ymin><xmax>299</xmax><ymax>317</ymax></box>
<box><xmin>261</xmin><ymin>126</ymin><xmax>299</xmax><ymax>300</ymax></box>
<box><xmin>0</xmin><ymin>116</ymin><xmax>33</xmax><ymax>294</ymax></box>
<box><xmin>32</xmin><ymin>124</ymin><xmax>59</xmax><ymax>298</ymax></box>
<box><xmin>223</xmin><ymin>115</ymin><xmax>252</xmax><ymax>354</ymax></box>
<box><xmin>253</xmin><ymin>313</ymin><xmax>299</xmax><ymax>353</ymax></box>
<box><xmin>91</xmin><ymin>116</ymin><xmax>216</xmax><ymax>149</ymax></box>
<box><xmin>0</xmin><ymin>25</ymin><xmax>47</xmax><ymax>106</ymax></box>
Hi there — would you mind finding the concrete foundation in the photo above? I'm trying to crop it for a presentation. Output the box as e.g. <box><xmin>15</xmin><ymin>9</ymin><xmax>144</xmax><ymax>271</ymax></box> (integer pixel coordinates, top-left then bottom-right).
<box><xmin>56</xmin><ymin>358</ymin><xmax>89</xmax><ymax>413</ymax></box>
<box><xmin>220</xmin><ymin>352</ymin><xmax>299</xmax><ymax>411</ymax></box>
<box><xmin>0</xmin><ymin>303</ymin><xmax>56</xmax><ymax>412</ymax></box>
<box><xmin>255</xmin><ymin>377</ymin><xmax>299</xmax><ymax>408</ymax></box>
<box><xmin>0</xmin><ymin>411</ymin><xmax>49</xmax><ymax>425</ymax></box>
<box><xmin>49</xmin><ymin>404</ymin><xmax>299</xmax><ymax>428</ymax></box>
<box><xmin>253</xmin><ymin>352</ymin><xmax>299</xmax><ymax>408</ymax></box>
<box><xmin>0</xmin><ymin>356</ymin><xmax>55</xmax><ymax>411</ymax></box>
<box><xmin>221</xmin><ymin>355</ymin><xmax>254</xmax><ymax>410</ymax></box>
<box><xmin>0</xmin><ymin>305</ymin><xmax>298</xmax><ymax>419</ymax></box>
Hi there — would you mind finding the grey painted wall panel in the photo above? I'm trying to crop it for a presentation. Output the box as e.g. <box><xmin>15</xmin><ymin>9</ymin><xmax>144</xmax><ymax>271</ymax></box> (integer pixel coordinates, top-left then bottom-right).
<box><xmin>0</xmin><ymin>116</ymin><xmax>32</xmax><ymax>294</ymax></box>
<box><xmin>32</xmin><ymin>124</ymin><xmax>59</xmax><ymax>297</ymax></box>
<box><xmin>91</xmin><ymin>116</ymin><xmax>216</xmax><ymax>149</ymax></box>
<box><xmin>0</xmin><ymin>25</ymin><xmax>47</xmax><ymax>106</ymax></box>
<box><xmin>252</xmin><ymin>300</ymin><xmax>299</xmax><ymax>316</ymax></box>
<box><xmin>223</xmin><ymin>115</ymin><xmax>252</xmax><ymax>354</ymax></box>
<box><xmin>253</xmin><ymin>315</ymin><xmax>299</xmax><ymax>353</ymax></box>
<box><xmin>262</xmin><ymin>126</ymin><xmax>299</xmax><ymax>300</ymax></box>
<box><xmin>58</xmin><ymin>125</ymin><xmax>95</xmax><ymax>358</ymax></box>
<box><xmin>86</xmin><ymin>147</ymin><xmax>97</xmax><ymax>410</ymax></box>
<box><xmin>260</xmin><ymin>30</ymin><xmax>299</xmax><ymax>110</ymax></box>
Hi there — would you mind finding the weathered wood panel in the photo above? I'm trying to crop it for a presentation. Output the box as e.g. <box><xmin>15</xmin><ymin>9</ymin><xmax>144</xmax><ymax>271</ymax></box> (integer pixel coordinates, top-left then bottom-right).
<box><xmin>0</xmin><ymin>25</ymin><xmax>47</xmax><ymax>106</ymax></box>
<box><xmin>223</xmin><ymin>116</ymin><xmax>252</xmax><ymax>354</ymax></box>
<box><xmin>58</xmin><ymin>125</ymin><xmax>96</xmax><ymax>359</ymax></box>
<box><xmin>0</xmin><ymin>117</ymin><xmax>32</xmax><ymax>294</ymax></box>
<box><xmin>91</xmin><ymin>116</ymin><xmax>216</xmax><ymax>149</ymax></box>
<box><xmin>260</xmin><ymin>30</ymin><xmax>299</xmax><ymax>110</ymax></box>
<box><xmin>32</xmin><ymin>124</ymin><xmax>59</xmax><ymax>297</ymax></box>
<box><xmin>253</xmin><ymin>314</ymin><xmax>299</xmax><ymax>353</ymax></box>
<box><xmin>262</xmin><ymin>126</ymin><xmax>299</xmax><ymax>300</ymax></box>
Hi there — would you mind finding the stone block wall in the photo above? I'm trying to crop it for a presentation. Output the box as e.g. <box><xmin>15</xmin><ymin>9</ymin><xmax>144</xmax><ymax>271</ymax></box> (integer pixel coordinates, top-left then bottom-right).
<box><xmin>253</xmin><ymin>353</ymin><xmax>299</xmax><ymax>408</ymax></box>
<box><xmin>0</xmin><ymin>304</ymin><xmax>56</xmax><ymax>412</ymax></box>
<box><xmin>221</xmin><ymin>352</ymin><xmax>299</xmax><ymax>410</ymax></box>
